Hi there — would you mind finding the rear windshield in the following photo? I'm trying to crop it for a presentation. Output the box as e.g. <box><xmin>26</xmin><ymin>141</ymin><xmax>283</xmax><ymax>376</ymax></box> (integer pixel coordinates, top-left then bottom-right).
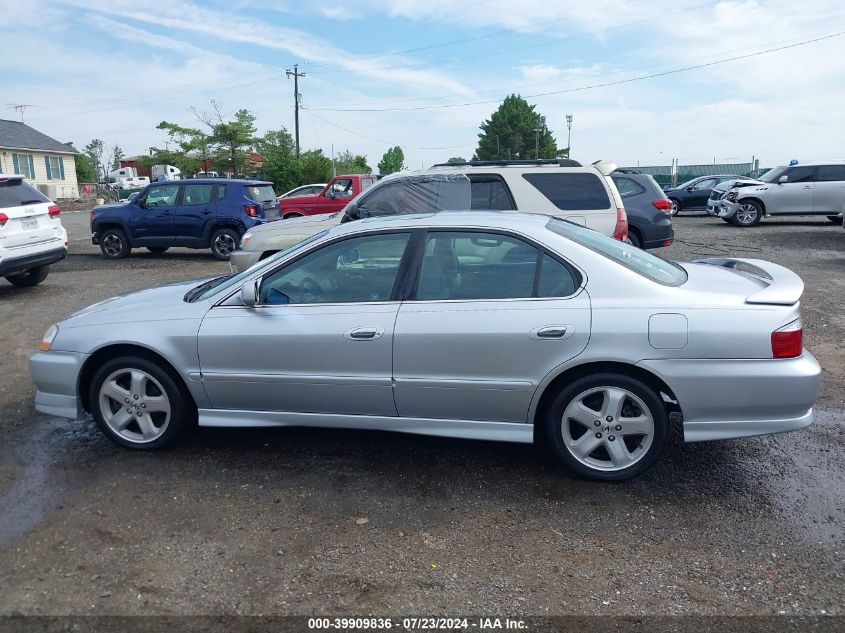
<box><xmin>0</xmin><ymin>179</ymin><xmax>50</xmax><ymax>207</ymax></box>
<box><xmin>245</xmin><ymin>185</ymin><xmax>277</xmax><ymax>203</ymax></box>
<box><xmin>546</xmin><ymin>218</ymin><xmax>687</xmax><ymax>286</ymax></box>
<box><xmin>522</xmin><ymin>173</ymin><xmax>610</xmax><ymax>210</ymax></box>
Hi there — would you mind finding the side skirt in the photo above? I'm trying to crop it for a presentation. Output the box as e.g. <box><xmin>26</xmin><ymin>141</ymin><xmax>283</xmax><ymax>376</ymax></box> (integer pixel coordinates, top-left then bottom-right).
<box><xmin>198</xmin><ymin>409</ymin><xmax>534</xmax><ymax>444</ymax></box>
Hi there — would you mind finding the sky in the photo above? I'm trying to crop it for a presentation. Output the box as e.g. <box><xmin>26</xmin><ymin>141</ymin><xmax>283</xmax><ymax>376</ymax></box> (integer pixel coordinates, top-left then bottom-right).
<box><xmin>2</xmin><ymin>0</ymin><xmax>844</xmax><ymax>171</ymax></box>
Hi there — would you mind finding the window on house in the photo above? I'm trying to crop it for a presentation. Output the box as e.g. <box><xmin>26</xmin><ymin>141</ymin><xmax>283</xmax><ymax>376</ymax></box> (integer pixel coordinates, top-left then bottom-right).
<box><xmin>12</xmin><ymin>154</ymin><xmax>35</xmax><ymax>179</ymax></box>
<box><xmin>46</xmin><ymin>156</ymin><xmax>64</xmax><ymax>180</ymax></box>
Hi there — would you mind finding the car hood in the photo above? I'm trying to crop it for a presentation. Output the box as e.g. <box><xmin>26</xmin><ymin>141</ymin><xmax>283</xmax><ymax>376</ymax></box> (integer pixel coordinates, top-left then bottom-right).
<box><xmin>92</xmin><ymin>201</ymin><xmax>131</xmax><ymax>213</ymax></box>
<box><xmin>62</xmin><ymin>277</ymin><xmax>216</xmax><ymax>325</ymax></box>
<box><xmin>247</xmin><ymin>212</ymin><xmax>342</xmax><ymax>243</ymax></box>
<box><xmin>279</xmin><ymin>193</ymin><xmax>322</xmax><ymax>205</ymax></box>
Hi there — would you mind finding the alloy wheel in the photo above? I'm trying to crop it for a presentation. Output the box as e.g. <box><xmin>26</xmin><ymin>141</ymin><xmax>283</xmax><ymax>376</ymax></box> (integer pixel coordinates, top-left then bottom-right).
<box><xmin>670</xmin><ymin>200</ymin><xmax>680</xmax><ymax>216</ymax></box>
<box><xmin>214</xmin><ymin>233</ymin><xmax>237</xmax><ymax>257</ymax></box>
<box><xmin>736</xmin><ymin>203</ymin><xmax>758</xmax><ymax>225</ymax></box>
<box><xmin>561</xmin><ymin>386</ymin><xmax>655</xmax><ymax>472</ymax></box>
<box><xmin>102</xmin><ymin>234</ymin><xmax>124</xmax><ymax>257</ymax></box>
<box><xmin>98</xmin><ymin>368</ymin><xmax>171</xmax><ymax>443</ymax></box>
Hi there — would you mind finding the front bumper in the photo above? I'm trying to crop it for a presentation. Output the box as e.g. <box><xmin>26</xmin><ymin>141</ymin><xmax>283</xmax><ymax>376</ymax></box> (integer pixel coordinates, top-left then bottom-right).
<box><xmin>29</xmin><ymin>350</ymin><xmax>89</xmax><ymax>420</ymax></box>
<box><xmin>707</xmin><ymin>199</ymin><xmax>740</xmax><ymax>218</ymax></box>
<box><xmin>0</xmin><ymin>246</ymin><xmax>66</xmax><ymax>277</ymax></box>
<box><xmin>229</xmin><ymin>249</ymin><xmax>262</xmax><ymax>274</ymax></box>
<box><xmin>638</xmin><ymin>351</ymin><xmax>821</xmax><ymax>442</ymax></box>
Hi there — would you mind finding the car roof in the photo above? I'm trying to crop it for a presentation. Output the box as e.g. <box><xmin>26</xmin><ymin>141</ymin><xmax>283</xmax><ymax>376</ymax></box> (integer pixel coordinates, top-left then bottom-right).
<box><xmin>779</xmin><ymin>160</ymin><xmax>845</xmax><ymax>167</ymax></box>
<box><xmin>177</xmin><ymin>178</ymin><xmax>272</xmax><ymax>185</ymax></box>
<box><xmin>330</xmin><ymin>210</ymin><xmax>554</xmax><ymax>235</ymax></box>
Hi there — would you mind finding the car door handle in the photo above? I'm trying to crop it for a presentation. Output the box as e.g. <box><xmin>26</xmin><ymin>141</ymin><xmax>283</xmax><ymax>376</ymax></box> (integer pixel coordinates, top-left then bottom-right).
<box><xmin>345</xmin><ymin>327</ymin><xmax>384</xmax><ymax>340</ymax></box>
<box><xmin>162</xmin><ymin>210</ymin><xmax>172</xmax><ymax>216</ymax></box>
<box><xmin>201</xmin><ymin>209</ymin><xmax>213</xmax><ymax>214</ymax></box>
<box><xmin>535</xmin><ymin>326</ymin><xmax>568</xmax><ymax>339</ymax></box>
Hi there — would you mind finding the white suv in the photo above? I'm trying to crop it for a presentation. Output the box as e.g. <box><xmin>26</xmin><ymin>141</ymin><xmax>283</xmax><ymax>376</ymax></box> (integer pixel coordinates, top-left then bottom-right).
<box><xmin>709</xmin><ymin>161</ymin><xmax>845</xmax><ymax>227</ymax></box>
<box><xmin>230</xmin><ymin>159</ymin><xmax>627</xmax><ymax>272</ymax></box>
<box><xmin>0</xmin><ymin>175</ymin><xmax>68</xmax><ymax>287</ymax></box>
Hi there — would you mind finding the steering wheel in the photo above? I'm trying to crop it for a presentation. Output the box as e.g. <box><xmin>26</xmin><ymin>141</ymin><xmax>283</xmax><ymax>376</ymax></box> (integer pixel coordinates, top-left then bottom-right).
<box><xmin>299</xmin><ymin>276</ymin><xmax>325</xmax><ymax>303</ymax></box>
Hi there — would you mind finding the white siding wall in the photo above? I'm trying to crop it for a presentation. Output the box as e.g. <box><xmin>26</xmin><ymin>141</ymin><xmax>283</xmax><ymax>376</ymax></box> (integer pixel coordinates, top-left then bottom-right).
<box><xmin>0</xmin><ymin>149</ymin><xmax>79</xmax><ymax>199</ymax></box>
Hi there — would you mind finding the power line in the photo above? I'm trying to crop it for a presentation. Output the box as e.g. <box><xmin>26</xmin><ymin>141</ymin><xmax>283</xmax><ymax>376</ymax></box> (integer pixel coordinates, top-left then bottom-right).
<box><xmin>305</xmin><ymin>109</ymin><xmax>474</xmax><ymax>151</ymax></box>
<box><xmin>308</xmin><ymin>30</ymin><xmax>845</xmax><ymax>113</ymax></box>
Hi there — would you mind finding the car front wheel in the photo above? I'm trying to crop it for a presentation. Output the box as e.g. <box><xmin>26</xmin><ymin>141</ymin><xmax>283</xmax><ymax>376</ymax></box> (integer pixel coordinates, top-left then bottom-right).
<box><xmin>5</xmin><ymin>265</ymin><xmax>50</xmax><ymax>287</ymax></box>
<box><xmin>89</xmin><ymin>356</ymin><xmax>191</xmax><ymax>450</ymax></box>
<box><xmin>669</xmin><ymin>199</ymin><xmax>681</xmax><ymax>216</ymax></box>
<box><xmin>544</xmin><ymin>373</ymin><xmax>669</xmax><ymax>481</ymax></box>
<box><xmin>731</xmin><ymin>200</ymin><xmax>763</xmax><ymax>227</ymax></box>
<box><xmin>100</xmin><ymin>228</ymin><xmax>131</xmax><ymax>259</ymax></box>
<box><xmin>210</xmin><ymin>228</ymin><xmax>239</xmax><ymax>261</ymax></box>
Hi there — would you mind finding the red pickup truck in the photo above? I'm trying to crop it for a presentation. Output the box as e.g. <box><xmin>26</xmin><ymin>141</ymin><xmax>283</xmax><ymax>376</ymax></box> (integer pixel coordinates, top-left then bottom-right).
<box><xmin>279</xmin><ymin>174</ymin><xmax>377</xmax><ymax>218</ymax></box>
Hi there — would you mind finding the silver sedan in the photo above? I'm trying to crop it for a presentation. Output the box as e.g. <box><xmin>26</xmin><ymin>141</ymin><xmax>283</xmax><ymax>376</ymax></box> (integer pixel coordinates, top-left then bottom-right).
<box><xmin>30</xmin><ymin>212</ymin><xmax>820</xmax><ymax>481</ymax></box>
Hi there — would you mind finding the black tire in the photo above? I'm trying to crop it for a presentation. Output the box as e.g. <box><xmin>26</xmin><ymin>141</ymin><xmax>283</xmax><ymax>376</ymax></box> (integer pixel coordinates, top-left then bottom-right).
<box><xmin>721</xmin><ymin>218</ymin><xmax>732</xmax><ymax>223</ymax></box>
<box><xmin>146</xmin><ymin>246</ymin><xmax>169</xmax><ymax>254</ymax></box>
<box><xmin>210</xmin><ymin>228</ymin><xmax>239</xmax><ymax>261</ymax></box>
<box><xmin>88</xmin><ymin>355</ymin><xmax>192</xmax><ymax>450</ymax></box>
<box><xmin>99</xmin><ymin>228</ymin><xmax>131</xmax><ymax>259</ymax></box>
<box><xmin>668</xmin><ymin>198</ymin><xmax>681</xmax><ymax>216</ymax></box>
<box><xmin>283</xmin><ymin>213</ymin><xmax>303</xmax><ymax>219</ymax></box>
<box><xmin>731</xmin><ymin>200</ymin><xmax>763</xmax><ymax>227</ymax></box>
<box><xmin>544</xmin><ymin>373</ymin><xmax>669</xmax><ymax>481</ymax></box>
<box><xmin>5</xmin><ymin>265</ymin><xmax>50</xmax><ymax>287</ymax></box>
<box><xmin>827</xmin><ymin>215</ymin><xmax>843</xmax><ymax>224</ymax></box>
<box><xmin>627</xmin><ymin>229</ymin><xmax>642</xmax><ymax>249</ymax></box>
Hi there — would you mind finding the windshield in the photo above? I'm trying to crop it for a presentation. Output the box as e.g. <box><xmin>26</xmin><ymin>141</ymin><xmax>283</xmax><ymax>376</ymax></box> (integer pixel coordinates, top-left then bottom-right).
<box><xmin>759</xmin><ymin>166</ymin><xmax>787</xmax><ymax>183</ymax></box>
<box><xmin>674</xmin><ymin>177</ymin><xmax>699</xmax><ymax>189</ymax></box>
<box><xmin>546</xmin><ymin>218</ymin><xmax>687</xmax><ymax>286</ymax></box>
<box><xmin>346</xmin><ymin>173</ymin><xmax>472</xmax><ymax>221</ymax></box>
<box><xmin>188</xmin><ymin>230</ymin><xmax>329</xmax><ymax>302</ymax></box>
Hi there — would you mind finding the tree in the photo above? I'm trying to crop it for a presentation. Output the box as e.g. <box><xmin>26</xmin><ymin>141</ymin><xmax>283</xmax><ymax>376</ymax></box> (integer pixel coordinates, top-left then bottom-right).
<box><xmin>109</xmin><ymin>144</ymin><xmax>125</xmax><ymax>170</ymax></box>
<box><xmin>333</xmin><ymin>150</ymin><xmax>371</xmax><ymax>174</ymax></box>
<box><xmin>446</xmin><ymin>156</ymin><xmax>467</xmax><ymax>164</ymax></box>
<box><xmin>67</xmin><ymin>142</ymin><xmax>96</xmax><ymax>183</ymax></box>
<box><xmin>156</xmin><ymin>120</ymin><xmax>211</xmax><ymax>173</ymax></box>
<box><xmin>83</xmin><ymin>138</ymin><xmax>105</xmax><ymax>182</ymax></box>
<box><xmin>256</xmin><ymin>128</ymin><xmax>299</xmax><ymax>193</ymax></box>
<box><xmin>298</xmin><ymin>149</ymin><xmax>333</xmax><ymax>184</ymax></box>
<box><xmin>473</xmin><ymin>94</ymin><xmax>559</xmax><ymax>161</ymax></box>
<box><xmin>378</xmin><ymin>146</ymin><xmax>405</xmax><ymax>175</ymax></box>
<box><xmin>193</xmin><ymin>101</ymin><xmax>256</xmax><ymax>177</ymax></box>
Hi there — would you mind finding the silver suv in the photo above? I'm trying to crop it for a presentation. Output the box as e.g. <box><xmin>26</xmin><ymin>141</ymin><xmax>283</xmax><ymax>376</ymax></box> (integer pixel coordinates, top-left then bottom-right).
<box><xmin>708</xmin><ymin>161</ymin><xmax>845</xmax><ymax>227</ymax></box>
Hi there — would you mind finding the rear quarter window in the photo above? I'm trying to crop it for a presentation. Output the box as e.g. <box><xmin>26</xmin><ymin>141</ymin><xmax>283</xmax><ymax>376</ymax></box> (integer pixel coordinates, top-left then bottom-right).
<box><xmin>0</xmin><ymin>179</ymin><xmax>50</xmax><ymax>207</ymax></box>
<box><xmin>523</xmin><ymin>172</ymin><xmax>611</xmax><ymax>210</ymax></box>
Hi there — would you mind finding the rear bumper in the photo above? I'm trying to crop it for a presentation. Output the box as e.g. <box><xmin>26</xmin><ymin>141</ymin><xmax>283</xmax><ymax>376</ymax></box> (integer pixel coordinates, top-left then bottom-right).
<box><xmin>637</xmin><ymin>351</ymin><xmax>821</xmax><ymax>442</ymax></box>
<box><xmin>0</xmin><ymin>246</ymin><xmax>66</xmax><ymax>276</ymax></box>
<box><xmin>30</xmin><ymin>350</ymin><xmax>88</xmax><ymax>420</ymax></box>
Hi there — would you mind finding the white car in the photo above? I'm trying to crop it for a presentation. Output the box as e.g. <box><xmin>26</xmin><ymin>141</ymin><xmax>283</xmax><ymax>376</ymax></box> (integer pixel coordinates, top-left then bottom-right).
<box><xmin>278</xmin><ymin>183</ymin><xmax>327</xmax><ymax>199</ymax></box>
<box><xmin>708</xmin><ymin>161</ymin><xmax>845</xmax><ymax>227</ymax></box>
<box><xmin>232</xmin><ymin>159</ymin><xmax>627</xmax><ymax>272</ymax></box>
<box><xmin>0</xmin><ymin>175</ymin><xmax>68</xmax><ymax>287</ymax></box>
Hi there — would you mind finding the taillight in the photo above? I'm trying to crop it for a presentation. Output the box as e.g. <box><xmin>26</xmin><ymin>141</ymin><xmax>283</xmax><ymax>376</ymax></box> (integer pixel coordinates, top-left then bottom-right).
<box><xmin>0</xmin><ymin>212</ymin><xmax>7</xmax><ymax>227</ymax></box>
<box><xmin>244</xmin><ymin>204</ymin><xmax>259</xmax><ymax>217</ymax></box>
<box><xmin>771</xmin><ymin>319</ymin><xmax>802</xmax><ymax>358</ymax></box>
<box><xmin>89</xmin><ymin>211</ymin><xmax>94</xmax><ymax>223</ymax></box>
<box><xmin>652</xmin><ymin>200</ymin><xmax>673</xmax><ymax>213</ymax></box>
<box><xmin>613</xmin><ymin>207</ymin><xmax>628</xmax><ymax>241</ymax></box>
<box><xmin>48</xmin><ymin>204</ymin><xmax>61</xmax><ymax>219</ymax></box>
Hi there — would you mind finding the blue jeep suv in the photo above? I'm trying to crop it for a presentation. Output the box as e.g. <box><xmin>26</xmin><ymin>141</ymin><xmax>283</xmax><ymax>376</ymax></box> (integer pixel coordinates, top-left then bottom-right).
<box><xmin>91</xmin><ymin>179</ymin><xmax>279</xmax><ymax>260</ymax></box>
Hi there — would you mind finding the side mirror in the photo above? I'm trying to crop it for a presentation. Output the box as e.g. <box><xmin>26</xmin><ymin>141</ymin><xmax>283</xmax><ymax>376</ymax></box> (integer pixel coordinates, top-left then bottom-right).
<box><xmin>241</xmin><ymin>279</ymin><xmax>260</xmax><ymax>306</ymax></box>
<box><xmin>685</xmin><ymin>186</ymin><xmax>694</xmax><ymax>192</ymax></box>
<box><xmin>778</xmin><ymin>175</ymin><xmax>789</xmax><ymax>184</ymax></box>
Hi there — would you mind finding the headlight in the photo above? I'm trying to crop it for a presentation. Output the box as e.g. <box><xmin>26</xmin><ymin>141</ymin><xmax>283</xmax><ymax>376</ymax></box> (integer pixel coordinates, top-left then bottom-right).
<box><xmin>241</xmin><ymin>231</ymin><xmax>254</xmax><ymax>248</ymax></box>
<box><xmin>40</xmin><ymin>324</ymin><xmax>59</xmax><ymax>351</ymax></box>
<box><xmin>726</xmin><ymin>192</ymin><xmax>738</xmax><ymax>202</ymax></box>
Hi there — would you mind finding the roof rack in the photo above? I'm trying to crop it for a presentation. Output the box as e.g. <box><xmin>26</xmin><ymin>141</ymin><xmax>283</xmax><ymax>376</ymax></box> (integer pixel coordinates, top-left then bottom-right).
<box><xmin>613</xmin><ymin>168</ymin><xmax>642</xmax><ymax>174</ymax></box>
<box><xmin>430</xmin><ymin>158</ymin><xmax>583</xmax><ymax>168</ymax></box>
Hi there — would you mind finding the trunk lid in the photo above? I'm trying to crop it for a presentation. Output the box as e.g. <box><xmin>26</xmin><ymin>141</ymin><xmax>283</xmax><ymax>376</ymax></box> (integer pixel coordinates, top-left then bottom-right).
<box><xmin>682</xmin><ymin>258</ymin><xmax>803</xmax><ymax>305</ymax></box>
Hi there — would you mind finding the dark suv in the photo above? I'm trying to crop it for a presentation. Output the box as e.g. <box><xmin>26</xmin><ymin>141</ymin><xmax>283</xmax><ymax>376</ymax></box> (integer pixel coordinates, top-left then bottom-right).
<box><xmin>91</xmin><ymin>179</ymin><xmax>278</xmax><ymax>260</ymax></box>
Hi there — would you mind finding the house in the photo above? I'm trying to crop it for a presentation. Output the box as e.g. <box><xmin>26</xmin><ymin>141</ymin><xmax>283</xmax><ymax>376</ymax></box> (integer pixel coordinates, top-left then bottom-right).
<box><xmin>0</xmin><ymin>119</ymin><xmax>80</xmax><ymax>199</ymax></box>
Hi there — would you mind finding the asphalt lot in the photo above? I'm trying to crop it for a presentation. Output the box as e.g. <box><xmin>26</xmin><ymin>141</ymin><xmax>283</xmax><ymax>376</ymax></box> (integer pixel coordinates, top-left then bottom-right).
<box><xmin>0</xmin><ymin>209</ymin><xmax>843</xmax><ymax>616</ymax></box>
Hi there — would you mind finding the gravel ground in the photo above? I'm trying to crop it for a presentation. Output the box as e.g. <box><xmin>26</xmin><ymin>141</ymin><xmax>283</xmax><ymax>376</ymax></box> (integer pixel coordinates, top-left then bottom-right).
<box><xmin>0</xmin><ymin>209</ymin><xmax>842</xmax><ymax>618</ymax></box>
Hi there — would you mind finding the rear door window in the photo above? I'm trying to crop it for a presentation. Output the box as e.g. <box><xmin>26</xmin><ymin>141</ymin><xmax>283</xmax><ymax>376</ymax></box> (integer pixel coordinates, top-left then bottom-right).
<box><xmin>182</xmin><ymin>184</ymin><xmax>214</xmax><ymax>206</ymax></box>
<box><xmin>522</xmin><ymin>173</ymin><xmax>610</xmax><ymax>210</ymax></box>
<box><xmin>0</xmin><ymin>179</ymin><xmax>49</xmax><ymax>207</ymax></box>
<box><xmin>816</xmin><ymin>165</ymin><xmax>845</xmax><ymax>182</ymax></box>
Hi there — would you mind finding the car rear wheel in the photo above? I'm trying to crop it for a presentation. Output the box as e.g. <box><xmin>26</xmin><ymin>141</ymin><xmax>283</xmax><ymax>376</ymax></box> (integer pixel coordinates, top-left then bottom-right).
<box><xmin>669</xmin><ymin>199</ymin><xmax>681</xmax><ymax>216</ymax></box>
<box><xmin>544</xmin><ymin>373</ymin><xmax>669</xmax><ymax>481</ymax></box>
<box><xmin>89</xmin><ymin>356</ymin><xmax>191</xmax><ymax>450</ymax></box>
<box><xmin>146</xmin><ymin>246</ymin><xmax>169</xmax><ymax>254</ymax></box>
<box><xmin>210</xmin><ymin>228</ymin><xmax>239</xmax><ymax>261</ymax></box>
<box><xmin>5</xmin><ymin>265</ymin><xmax>50</xmax><ymax>287</ymax></box>
<box><xmin>731</xmin><ymin>200</ymin><xmax>762</xmax><ymax>227</ymax></box>
<box><xmin>100</xmin><ymin>228</ymin><xmax>131</xmax><ymax>259</ymax></box>
<box><xmin>626</xmin><ymin>229</ymin><xmax>642</xmax><ymax>249</ymax></box>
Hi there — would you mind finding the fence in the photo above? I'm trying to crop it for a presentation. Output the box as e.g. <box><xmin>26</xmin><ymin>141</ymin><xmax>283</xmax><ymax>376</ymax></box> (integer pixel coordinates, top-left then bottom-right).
<box><xmin>617</xmin><ymin>160</ymin><xmax>764</xmax><ymax>187</ymax></box>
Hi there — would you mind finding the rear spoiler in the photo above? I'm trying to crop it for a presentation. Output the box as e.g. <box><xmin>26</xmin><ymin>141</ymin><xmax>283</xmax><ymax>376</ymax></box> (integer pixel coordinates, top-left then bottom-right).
<box><xmin>692</xmin><ymin>258</ymin><xmax>804</xmax><ymax>305</ymax></box>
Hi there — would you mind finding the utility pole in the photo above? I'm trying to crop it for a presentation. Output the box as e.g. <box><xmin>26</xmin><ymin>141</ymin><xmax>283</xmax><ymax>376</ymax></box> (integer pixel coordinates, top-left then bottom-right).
<box><xmin>286</xmin><ymin>65</ymin><xmax>306</xmax><ymax>158</ymax></box>
<box><xmin>566</xmin><ymin>114</ymin><xmax>573</xmax><ymax>158</ymax></box>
